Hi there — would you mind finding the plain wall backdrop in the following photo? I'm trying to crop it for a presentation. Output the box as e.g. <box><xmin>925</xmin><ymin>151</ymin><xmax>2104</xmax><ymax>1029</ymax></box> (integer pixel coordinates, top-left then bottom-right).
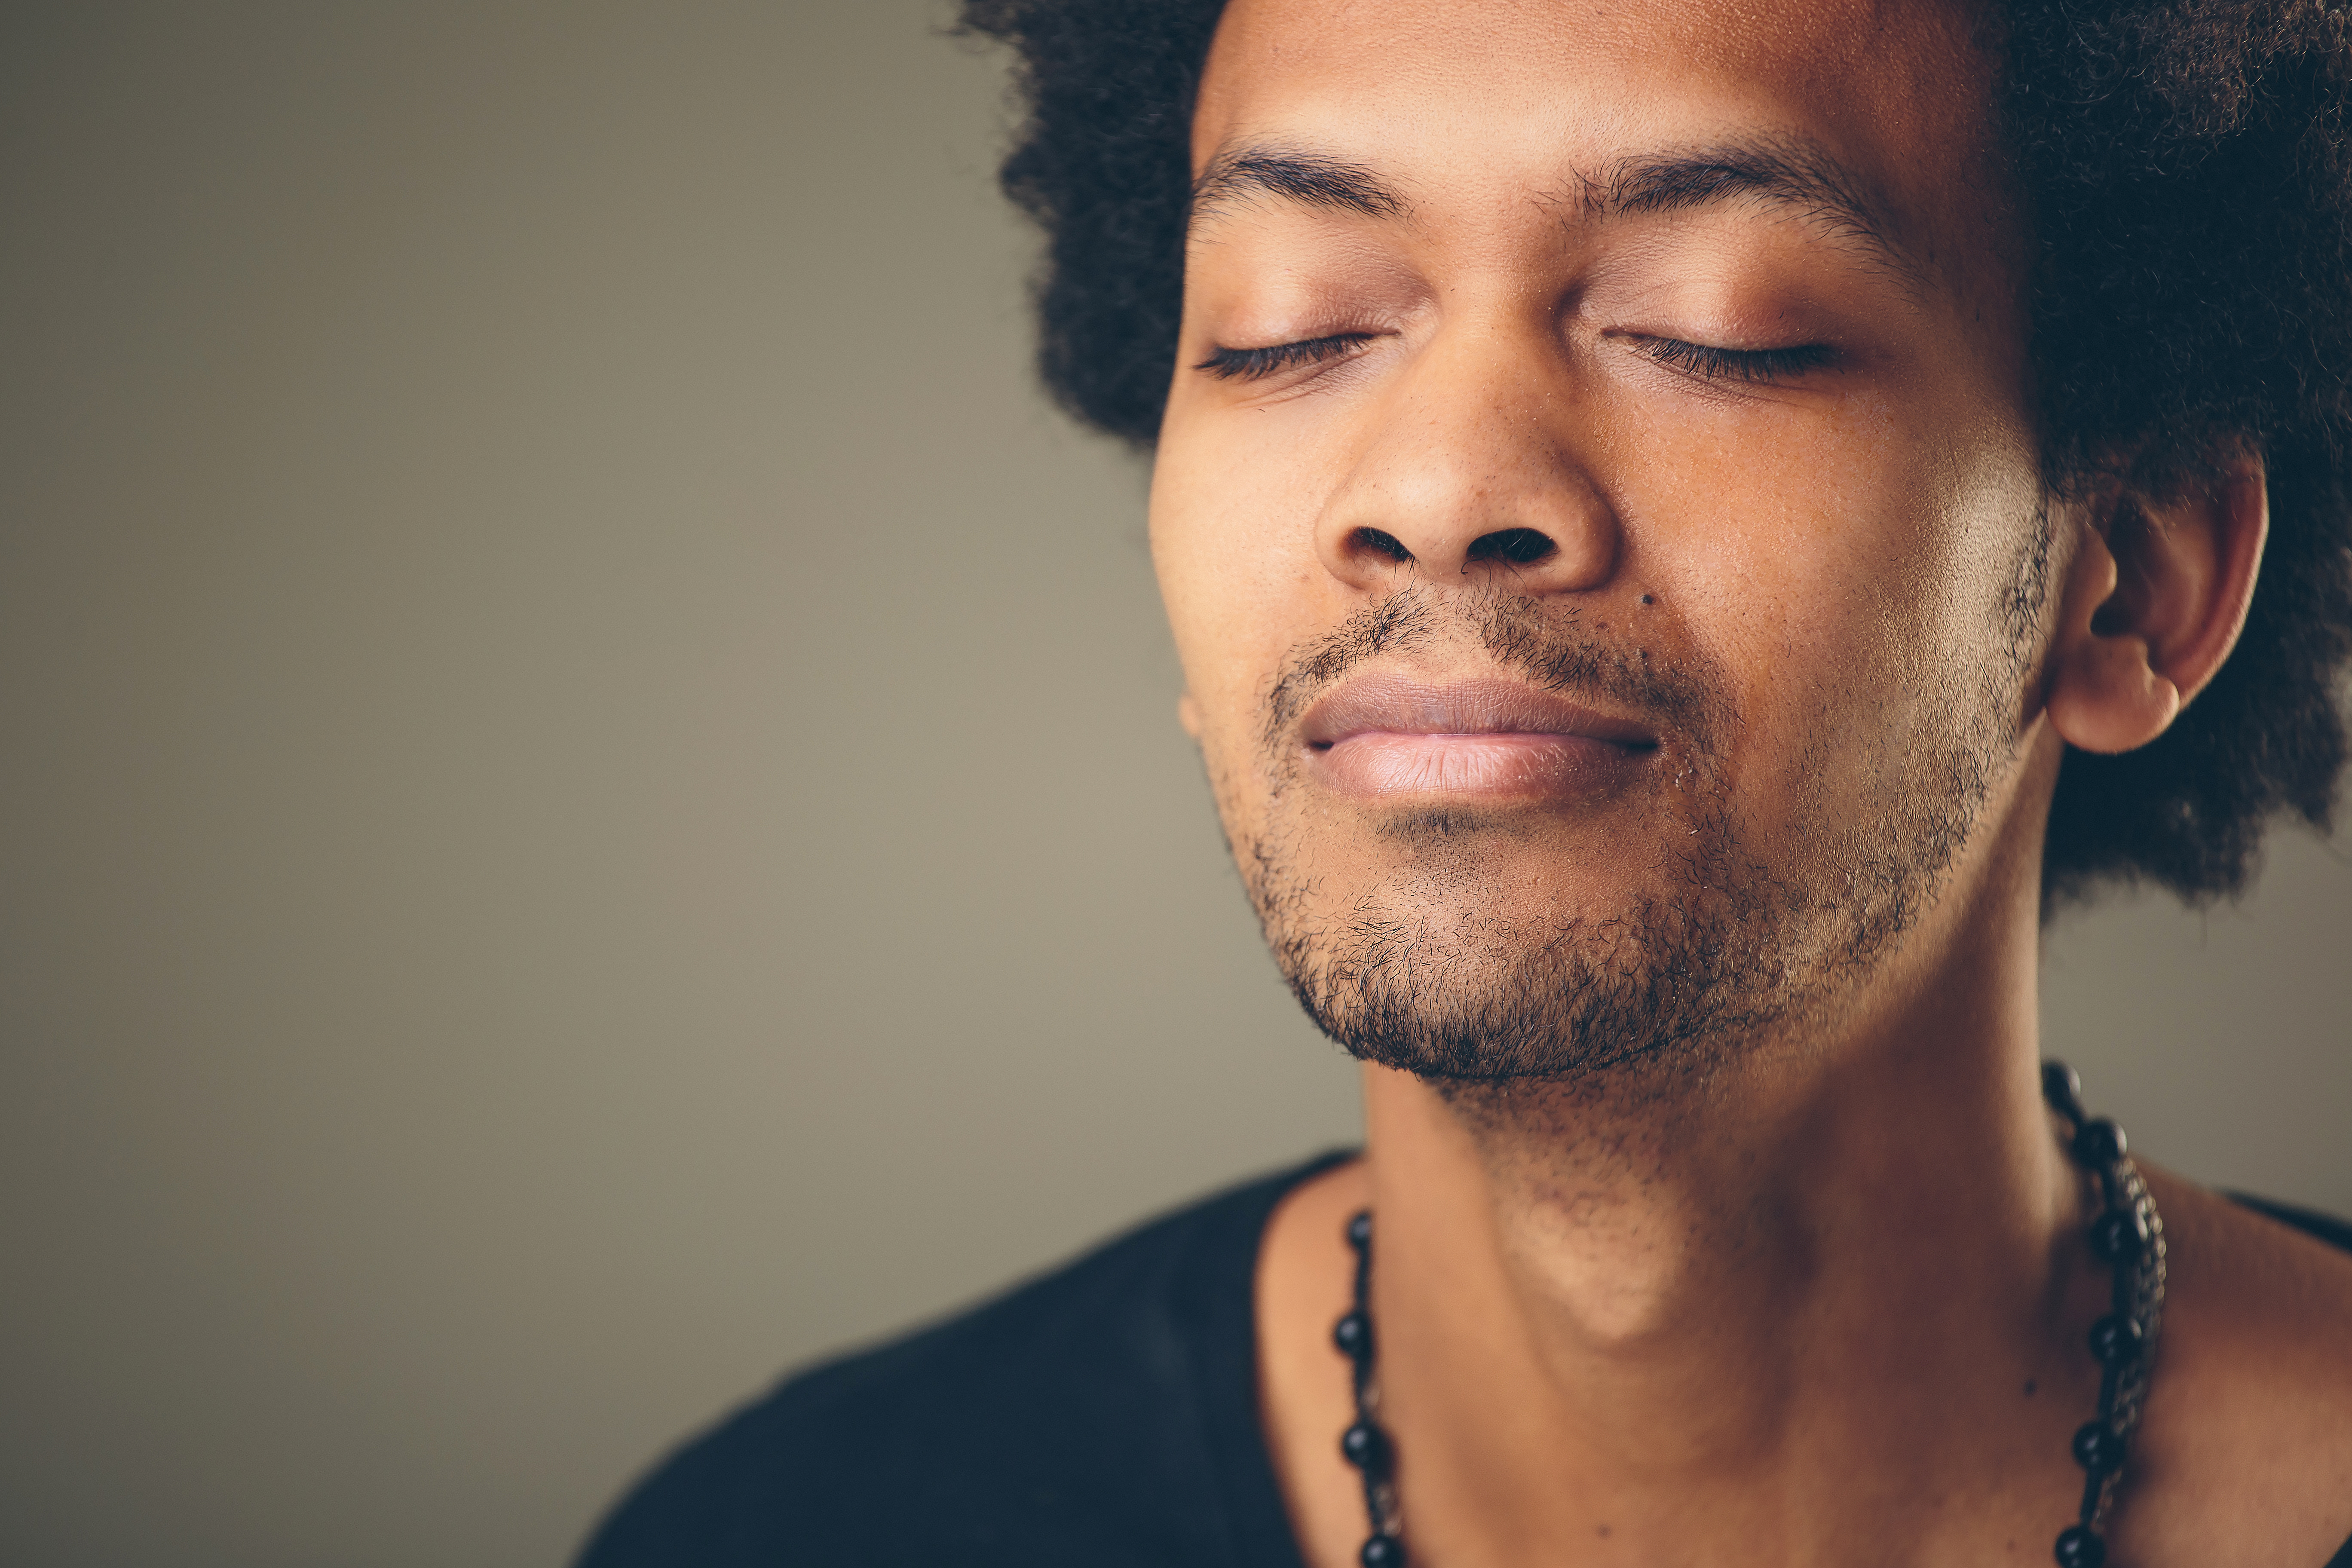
<box><xmin>1</xmin><ymin>5</ymin><xmax>2346</xmax><ymax>1565</ymax></box>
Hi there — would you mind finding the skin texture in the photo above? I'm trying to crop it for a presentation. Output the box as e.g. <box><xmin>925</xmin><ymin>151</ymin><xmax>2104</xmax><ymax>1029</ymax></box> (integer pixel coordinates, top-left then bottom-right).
<box><xmin>1144</xmin><ymin>0</ymin><xmax>2352</xmax><ymax>1563</ymax></box>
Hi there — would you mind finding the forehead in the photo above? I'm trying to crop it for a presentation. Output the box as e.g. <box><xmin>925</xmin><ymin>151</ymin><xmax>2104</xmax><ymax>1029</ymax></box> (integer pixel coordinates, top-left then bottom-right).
<box><xmin>1194</xmin><ymin>0</ymin><xmax>2008</xmax><ymax>275</ymax></box>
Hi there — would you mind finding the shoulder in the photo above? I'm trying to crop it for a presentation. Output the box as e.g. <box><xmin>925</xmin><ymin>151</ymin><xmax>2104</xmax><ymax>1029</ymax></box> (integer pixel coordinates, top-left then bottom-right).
<box><xmin>2115</xmin><ymin>1172</ymin><xmax>2352</xmax><ymax>1568</ymax></box>
<box><xmin>573</xmin><ymin>1155</ymin><xmax>1347</xmax><ymax>1568</ymax></box>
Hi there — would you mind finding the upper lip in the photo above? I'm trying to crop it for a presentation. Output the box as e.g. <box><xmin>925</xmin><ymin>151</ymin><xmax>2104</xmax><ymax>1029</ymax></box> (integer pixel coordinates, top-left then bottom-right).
<box><xmin>1297</xmin><ymin>674</ymin><xmax>1661</xmax><ymax>750</ymax></box>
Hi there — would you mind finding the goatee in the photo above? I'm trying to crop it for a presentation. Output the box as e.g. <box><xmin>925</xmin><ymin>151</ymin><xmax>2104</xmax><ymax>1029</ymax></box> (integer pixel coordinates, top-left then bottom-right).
<box><xmin>1229</xmin><ymin>586</ymin><xmax>2010</xmax><ymax>1085</ymax></box>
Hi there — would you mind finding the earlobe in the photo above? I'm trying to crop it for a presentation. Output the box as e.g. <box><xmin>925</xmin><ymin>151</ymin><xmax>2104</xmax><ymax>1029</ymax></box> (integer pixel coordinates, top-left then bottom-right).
<box><xmin>1178</xmin><ymin>692</ymin><xmax>1203</xmax><ymax>738</ymax></box>
<box><xmin>2042</xmin><ymin>455</ymin><xmax>2268</xmax><ymax>757</ymax></box>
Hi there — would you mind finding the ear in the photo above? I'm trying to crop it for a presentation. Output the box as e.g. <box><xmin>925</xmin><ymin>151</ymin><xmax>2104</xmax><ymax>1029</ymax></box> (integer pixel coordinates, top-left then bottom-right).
<box><xmin>2043</xmin><ymin>453</ymin><xmax>2268</xmax><ymax>755</ymax></box>
<box><xmin>1177</xmin><ymin>692</ymin><xmax>1204</xmax><ymax>738</ymax></box>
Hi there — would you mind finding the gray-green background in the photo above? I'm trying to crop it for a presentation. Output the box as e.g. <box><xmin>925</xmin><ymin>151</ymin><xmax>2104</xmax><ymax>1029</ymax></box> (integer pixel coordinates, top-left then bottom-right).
<box><xmin>2</xmin><ymin>5</ymin><xmax>2344</xmax><ymax>1564</ymax></box>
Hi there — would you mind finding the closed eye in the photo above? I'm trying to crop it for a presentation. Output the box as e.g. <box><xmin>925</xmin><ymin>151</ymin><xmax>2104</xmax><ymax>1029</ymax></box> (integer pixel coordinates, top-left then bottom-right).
<box><xmin>1634</xmin><ymin>336</ymin><xmax>1834</xmax><ymax>384</ymax></box>
<box><xmin>1194</xmin><ymin>332</ymin><xmax>1376</xmax><ymax>381</ymax></box>
<box><xmin>1196</xmin><ymin>331</ymin><xmax>1829</xmax><ymax>384</ymax></box>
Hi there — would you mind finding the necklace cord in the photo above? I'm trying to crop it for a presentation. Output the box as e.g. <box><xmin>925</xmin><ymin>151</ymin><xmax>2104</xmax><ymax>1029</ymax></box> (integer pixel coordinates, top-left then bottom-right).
<box><xmin>1329</xmin><ymin>1061</ymin><xmax>2165</xmax><ymax>1568</ymax></box>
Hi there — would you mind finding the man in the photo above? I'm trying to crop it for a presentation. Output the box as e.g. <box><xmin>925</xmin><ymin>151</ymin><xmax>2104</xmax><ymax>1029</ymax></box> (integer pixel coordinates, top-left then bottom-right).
<box><xmin>579</xmin><ymin>0</ymin><xmax>2352</xmax><ymax>1563</ymax></box>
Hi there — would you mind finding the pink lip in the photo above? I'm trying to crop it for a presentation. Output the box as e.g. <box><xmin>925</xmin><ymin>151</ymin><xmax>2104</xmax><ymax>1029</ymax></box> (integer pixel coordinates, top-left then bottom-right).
<box><xmin>1298</xmin><ymin>674</ymin><xmax>1659</xmax><ymax>801</ymax></box>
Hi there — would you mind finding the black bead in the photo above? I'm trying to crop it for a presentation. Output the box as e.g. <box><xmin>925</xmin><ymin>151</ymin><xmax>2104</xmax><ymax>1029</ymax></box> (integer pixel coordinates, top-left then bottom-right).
<box><xmin>2072</xmin><ymin>1118</ymin><xmax>2128</xmax><ymax>1168</ymax></box>
<box><xmin>2042</xmin><ymin>1061</ymin><xmax>2083</xmax><ymax>1113</ymax></box>
<box><xmin>1341</xmin><ymin>1420</ymin><xmax>1390</xmax><ymax>1474</ymax></box>
<box><xmin>1347</xmin><ymin>1210</ymin><xmax>1374</xmax><ymax>1250</ymax></box>
<box><xmin>2072</xmin><ymin>1418</ymin><xmax>2128</xmax><ymax>1474</ymax></box>
<box><xmin>2088</xmin><ymin>1207</ymin><xmax>2146</xmax><ymax>1267</ymax></box>
<box><xmin>1334</xmin><ymin>1310</ymin><xmax>1374</xmax><ymax>1363</ymax></box>
<box><xmin>2054</xmin><ymin>1525</ymin><xmax>2107</xmax><ymax>1568</ymax></box>
<box><xmin>2086</xmin><ymin>1313</ymin><xmax>2144</xmax><ymax>1368</ymax></box>
<box><xmin>1360</xmin><ymin>1533</ymin><xmax>1407</xmax><ymax>1568</ymax></box>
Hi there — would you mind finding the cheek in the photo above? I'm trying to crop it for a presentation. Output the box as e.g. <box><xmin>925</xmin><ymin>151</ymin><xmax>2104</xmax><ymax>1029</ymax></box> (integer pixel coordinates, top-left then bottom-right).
<box><xmin>1621</xmin><ymin>389</ymin><xmax>2040</xmax><ymax>798</ymax></box>
<box><xmin>1147</xmin><ymin>408</ymin><xmax>1333</xmax><ymax>730</ymax></box>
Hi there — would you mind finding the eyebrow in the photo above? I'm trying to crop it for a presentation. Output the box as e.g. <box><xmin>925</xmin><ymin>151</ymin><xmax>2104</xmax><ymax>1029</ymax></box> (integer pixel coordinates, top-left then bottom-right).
<box><xmin>1587</xmin><ymin>140</ymin><xmax>1914</xmax><ymax>278</ymax></box>
<box><xmin>1189</xmin><ymin>137</ymin><xmax>1917</xmax><ymax>280</ymax></box>
<box><xmin>1190</xmin><ymin>146</ymin><xmax>1407</xmax><ymax>224</ymax></box>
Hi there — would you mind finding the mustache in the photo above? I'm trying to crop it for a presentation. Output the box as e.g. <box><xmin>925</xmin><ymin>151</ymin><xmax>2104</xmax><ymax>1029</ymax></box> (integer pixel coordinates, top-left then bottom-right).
<box><xmin>1261</xmin><ymin>587</ymin><xmax>1724</xmax><ymax>756</ymax></box>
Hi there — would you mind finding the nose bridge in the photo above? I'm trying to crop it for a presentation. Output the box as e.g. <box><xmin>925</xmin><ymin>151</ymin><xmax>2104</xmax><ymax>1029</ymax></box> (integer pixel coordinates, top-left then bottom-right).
<box><xmin>1315</xmin><ymin>315</ymin><xmax>1620</xmax><ymax>593</ymax></box>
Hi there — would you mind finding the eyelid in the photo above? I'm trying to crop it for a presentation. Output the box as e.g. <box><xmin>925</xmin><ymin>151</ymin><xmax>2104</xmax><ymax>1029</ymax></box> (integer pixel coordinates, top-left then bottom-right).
<box><xmin>1629</xmin><ymin>334</ymin><xmax>1835</xmax><ymax>384</ymax></box>
<box><xmin>1194</xmin><ymin>331</ymin><xmax>1376</xmax><ymax>381</ymax></box>
<box><xmin>1194</xmin><ymin>329</ymin><xmax>1832</xmax><ymax>386</ymax></box>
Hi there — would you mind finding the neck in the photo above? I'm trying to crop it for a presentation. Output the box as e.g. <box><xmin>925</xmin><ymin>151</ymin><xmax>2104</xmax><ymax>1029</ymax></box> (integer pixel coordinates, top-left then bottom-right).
<box><xmin>1355</xmin><ymin>818</ymin><xmax>2093</xmax><ymax>1560</ymax></box>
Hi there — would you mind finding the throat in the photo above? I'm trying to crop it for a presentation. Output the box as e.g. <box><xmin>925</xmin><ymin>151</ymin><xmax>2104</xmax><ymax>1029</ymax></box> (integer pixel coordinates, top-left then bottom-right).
<box><xmin>1286</xmin><ymin>1043</ymin><xmax>2088</xmax><ymax>1564</ymax></box>
<box><xmin>1373</xmin><ymin>1067</ymin><xmax>1822</xmax><ymax>1455</ymax></box>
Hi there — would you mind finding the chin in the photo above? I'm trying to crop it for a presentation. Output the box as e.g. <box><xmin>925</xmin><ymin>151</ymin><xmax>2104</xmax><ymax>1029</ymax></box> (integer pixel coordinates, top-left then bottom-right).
<box><xmin>1249</xmin><ymin>852</ymin><xmax>1768</xmax><ymax>1082</ymax></box>
<box><xmin>1307</xmin><ymin>798</ymin><xmax>1678</xmax><ymax>916</ymax></box>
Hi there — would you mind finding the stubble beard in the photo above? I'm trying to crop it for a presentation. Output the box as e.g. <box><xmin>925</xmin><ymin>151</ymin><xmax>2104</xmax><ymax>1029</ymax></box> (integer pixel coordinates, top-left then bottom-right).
<box><xmin>1220</xmin><ymin>568</ymin><xmax>2042</xmax><ymax>1089</ymax></box>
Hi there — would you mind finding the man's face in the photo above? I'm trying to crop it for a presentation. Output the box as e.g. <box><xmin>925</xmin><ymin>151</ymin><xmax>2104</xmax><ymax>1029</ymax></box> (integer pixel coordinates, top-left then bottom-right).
<box><xmin>1150</xmin><ymin>0</ymin><xmax>2051</xmax><ymax>1079</ymax></box>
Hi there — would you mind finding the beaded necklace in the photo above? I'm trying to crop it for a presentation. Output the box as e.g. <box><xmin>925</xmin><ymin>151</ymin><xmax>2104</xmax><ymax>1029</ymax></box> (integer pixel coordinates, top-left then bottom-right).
<box><xmin>1331</xmin><ymin>1061</ymin><xmax>2167</xmax><ymax>1568</ymax></box>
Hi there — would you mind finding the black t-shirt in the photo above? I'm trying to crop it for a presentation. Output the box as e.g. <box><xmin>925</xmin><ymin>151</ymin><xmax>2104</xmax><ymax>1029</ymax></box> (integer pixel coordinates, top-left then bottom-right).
<box><xmin>576</xmin><ymin>1155</ymin><xmax>2352</xmax><ymax>1568</ymax></box>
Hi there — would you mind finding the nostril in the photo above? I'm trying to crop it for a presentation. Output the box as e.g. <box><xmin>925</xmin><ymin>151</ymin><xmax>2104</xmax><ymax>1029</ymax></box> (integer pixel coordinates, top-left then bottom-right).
<box><xmin>1465</xmin><ymin>527</ymin><xmax>1558</xmax><ymax>567</ymax></box>
<box><xmin>1351</xmin><ymin>527</ymin><xmax>1416</xmax><ymax>564</ymax></box>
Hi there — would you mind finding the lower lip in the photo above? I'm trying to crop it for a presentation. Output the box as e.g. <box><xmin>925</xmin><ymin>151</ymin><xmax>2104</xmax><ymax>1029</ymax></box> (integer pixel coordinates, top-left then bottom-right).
<box><xmin>1308</xmin><ymin>732</ymin><xmax>1648</xmax><ymax>799</ymax></box>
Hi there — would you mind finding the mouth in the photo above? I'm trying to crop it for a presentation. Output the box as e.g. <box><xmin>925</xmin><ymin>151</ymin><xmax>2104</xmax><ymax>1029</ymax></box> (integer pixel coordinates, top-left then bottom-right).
<box><xmin>1296</xmin><ymin>673</ymin><xmax>1660</xmax><ymax>802</ymax></box>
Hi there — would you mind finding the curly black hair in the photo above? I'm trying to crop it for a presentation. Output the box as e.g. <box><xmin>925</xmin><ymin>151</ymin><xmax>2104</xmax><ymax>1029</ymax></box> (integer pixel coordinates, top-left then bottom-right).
<box><xmin>959</xmin><ymin>0</ymin><xmax>2352</xmax><ymax>910</ymax></box>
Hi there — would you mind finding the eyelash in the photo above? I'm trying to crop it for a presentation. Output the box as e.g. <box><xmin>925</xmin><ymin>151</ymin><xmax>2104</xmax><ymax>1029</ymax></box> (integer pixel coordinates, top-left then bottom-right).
<box><xmin>1194</xmin><ymin>333</ymin><xmax>1375</xmax><ymax>380</ymax></box>
<box><xmin>1192</xmin><ymin>332</ymin><xmax>1833</xmax><ymax>385</ymax></box>
<box><xmin>1636</xmin><ymin>337</ymin><xmax>1834</xmax><ymax>383</ymax></box>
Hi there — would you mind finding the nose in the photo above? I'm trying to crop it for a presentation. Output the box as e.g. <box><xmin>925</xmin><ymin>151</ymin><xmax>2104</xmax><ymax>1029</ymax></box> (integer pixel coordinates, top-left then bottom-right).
<box><xmin>1314</xmin><ymin>326</ymin><xmax>1621</xmax><ymax>595</ymax></box>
